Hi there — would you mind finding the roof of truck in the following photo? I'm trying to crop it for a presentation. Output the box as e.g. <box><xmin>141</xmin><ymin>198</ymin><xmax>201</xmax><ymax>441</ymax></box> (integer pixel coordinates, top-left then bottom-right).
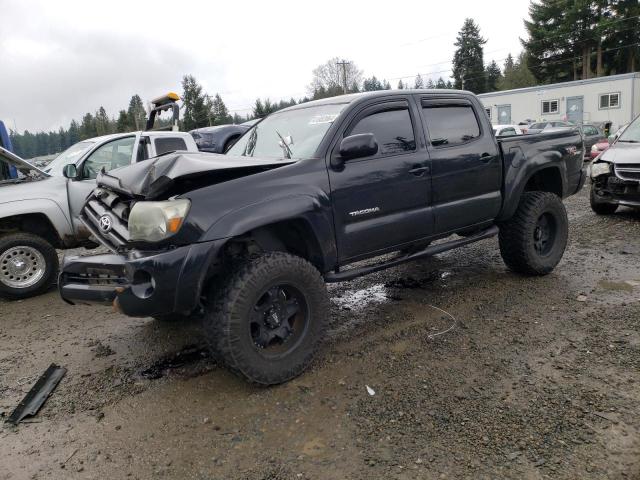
<box><xmin>281</xmin><ymin>89</ymin><xmax>474</xmax><ymax>112</ymax></box>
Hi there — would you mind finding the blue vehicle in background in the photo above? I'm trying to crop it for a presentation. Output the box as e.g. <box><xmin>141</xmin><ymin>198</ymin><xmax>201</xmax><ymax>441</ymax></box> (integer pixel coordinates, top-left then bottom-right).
<box><xmin>0</xmin><ymin>120</ymin><xmax>18</xmax><ymax>179</ymax></box>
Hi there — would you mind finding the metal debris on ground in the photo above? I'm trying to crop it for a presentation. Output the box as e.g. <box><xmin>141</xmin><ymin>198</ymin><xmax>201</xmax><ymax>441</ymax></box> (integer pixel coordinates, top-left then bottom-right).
<box><xmin>6</xmin><ymin>363</ymin><xmax>67</xmax><ymax>425</ymax></box>
<box><xmin>426</xmin><ymin>304</ymin><xmax>457</xmax><ymax>339</ymax></box>
<box><xmin>366</xmin><ymin>385</ymin><xmax>375</xmax><ymax>396</ymax></box>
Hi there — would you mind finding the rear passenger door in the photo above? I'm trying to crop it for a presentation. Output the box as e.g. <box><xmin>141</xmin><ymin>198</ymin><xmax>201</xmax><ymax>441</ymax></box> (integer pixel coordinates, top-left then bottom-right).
<box><xmin>418</xmin><ymin>97</ymin><xmax>502</xmax><ymax>234</ymax></box>
<box><xmin>328</xmin><ymin>98</ymin><xmax>434</xmax><ymax>261</ymax></box>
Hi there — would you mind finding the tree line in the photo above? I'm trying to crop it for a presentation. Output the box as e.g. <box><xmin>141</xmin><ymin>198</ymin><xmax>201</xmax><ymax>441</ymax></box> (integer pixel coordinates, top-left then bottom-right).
<box><xmin>10</xmin><ymin>0</ymin><xmax>638</xmax><ymax>158</ymax></box>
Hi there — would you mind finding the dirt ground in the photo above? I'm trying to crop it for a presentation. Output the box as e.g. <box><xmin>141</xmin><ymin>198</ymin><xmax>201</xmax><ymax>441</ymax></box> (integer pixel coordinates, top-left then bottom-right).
<box><xmin>1</xmin><ymin>187</ymin><xmax>639</xmax><ymax>480</ymax></box>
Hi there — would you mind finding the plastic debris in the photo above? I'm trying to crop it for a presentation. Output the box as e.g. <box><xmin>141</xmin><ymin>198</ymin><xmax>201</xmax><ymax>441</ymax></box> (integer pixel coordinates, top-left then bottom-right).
<box><xmin>366</xmin><ymin>385</ymin><xmax>375</xmax><ymax>396</ymax></box>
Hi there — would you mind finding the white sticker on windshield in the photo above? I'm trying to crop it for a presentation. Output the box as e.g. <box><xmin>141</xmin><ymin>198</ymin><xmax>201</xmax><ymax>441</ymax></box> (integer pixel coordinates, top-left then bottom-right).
<box><xmin>309</xmin><ymin>114</ymin><xmax>339</xmax><ymax>125</ymax></box>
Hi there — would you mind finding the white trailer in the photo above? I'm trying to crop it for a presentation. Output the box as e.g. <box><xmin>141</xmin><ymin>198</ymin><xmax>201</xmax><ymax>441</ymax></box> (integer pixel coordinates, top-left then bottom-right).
<box><xmin>479</xmin><ymin>72</ymin><xmax>640</xmax><ymax>132</ymax></box>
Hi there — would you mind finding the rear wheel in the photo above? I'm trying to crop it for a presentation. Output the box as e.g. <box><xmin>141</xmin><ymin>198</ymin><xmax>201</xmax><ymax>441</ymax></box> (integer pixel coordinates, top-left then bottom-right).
<box><xmin>590</xmin><ymin>187</ymin><xmax>618</xmax><ymax>215</ymax></box>
<box><xmin>202</xmin><ymin>252</ymin><xmax>329</xmax><ymax>385</ymax></box>
<box><xmin>0</xmin><ymin>233</ymin><xmax>59</xmax><ymax>300</ymax></box>
<box><xmin>499</xmin><ymin>192</ymin><xmax>568</xmax><ymax>276</ymax></box>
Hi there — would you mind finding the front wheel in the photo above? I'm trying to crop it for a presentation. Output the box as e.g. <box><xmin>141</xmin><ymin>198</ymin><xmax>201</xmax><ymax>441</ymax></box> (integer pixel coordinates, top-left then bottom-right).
<box><xmin>499</xmin><ymin>192</ymin><xmax>568</xmax><ymax>276</ymax></box>
<box><xmin>0</xmin><ymin>233</ymin><xmax>59</xmax><ymax>299</ymax></box>
<box><xmin>203</xmin><ymin>252</ymin><xmax>329</xmax><ymax>385</ymax></box>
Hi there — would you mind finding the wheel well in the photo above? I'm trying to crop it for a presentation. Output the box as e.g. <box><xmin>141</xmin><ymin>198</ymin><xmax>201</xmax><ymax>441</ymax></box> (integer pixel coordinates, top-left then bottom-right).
<box><xmin>524</xmin><ymin>168</ymin><xmax>563</xmax><ymax>197</ymax></box>
<box><xmin>224</xmin><ymin>220</ymin><xmax>326</xmax><ymax>271</ymax></box>
<box><xmin>0</xmin><ymin>214</ymin><xmax>62</xmax><ymax>248</ymax></box>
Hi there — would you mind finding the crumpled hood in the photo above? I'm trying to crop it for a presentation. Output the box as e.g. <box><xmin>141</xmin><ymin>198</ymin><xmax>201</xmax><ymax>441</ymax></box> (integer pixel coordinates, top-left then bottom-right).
<box><xmin>97</xmin><ymin>151</ymin><xmax>296</xmax><ymax>199</ymax></box>
<box><xmin>600</xmin><ymin>142</ymin><xmax>640</xmax><ymax>165</ymax></box>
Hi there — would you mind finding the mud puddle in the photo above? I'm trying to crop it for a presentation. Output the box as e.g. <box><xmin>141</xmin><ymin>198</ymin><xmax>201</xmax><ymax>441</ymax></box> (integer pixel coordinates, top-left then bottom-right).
<box><xmin>138</xmin><ymin>344</ymin><xmax>214</xmax><ymax>380</ymax></box>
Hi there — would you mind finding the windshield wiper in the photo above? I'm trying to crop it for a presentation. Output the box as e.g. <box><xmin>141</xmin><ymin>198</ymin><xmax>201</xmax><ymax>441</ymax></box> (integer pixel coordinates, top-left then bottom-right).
<box><xmin>618</xmin><ymin>139</ymin><xmax>639</xmax><ymax>143</ymax></box>
<box><xmin>275</xmin><ymin>130</ymin><xmax>292</xmax><ymax>159</ymax></box>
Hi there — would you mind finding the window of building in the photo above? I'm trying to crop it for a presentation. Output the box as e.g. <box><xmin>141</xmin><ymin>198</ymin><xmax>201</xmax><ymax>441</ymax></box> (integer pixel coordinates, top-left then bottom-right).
<box><xmin>541</xmin><ymin>99</ymin><xmax>559</xmax><ymax>114</ymax></box>
<box><xmin>599</xmin><ymin>92</ymin><xmax>620</xmax><ymax>110</ymax></box>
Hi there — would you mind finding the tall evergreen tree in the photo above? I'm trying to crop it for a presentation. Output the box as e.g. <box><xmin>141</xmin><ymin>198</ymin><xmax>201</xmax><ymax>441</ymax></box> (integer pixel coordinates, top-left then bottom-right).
<box><xmin>127</xmin><ymin>94</ymin><xmax>146</xmax><ymax>130</ymax></box>
<box><xmin>426</xmin><ymin>78</ymin><xmax>435</xmax><ymax>89</ymax></box>
<box><xmin>211</xmin><ymin>93</ymin><xmax>231</xmax><ymax>125</ymax></box>
<box><xmin>452</xmin><ymin>18</ymin><xmax>487</xmax><ymax>93</ymax></box>
<box><xmin>80</xmin><ymin>113</ymin><xmax>97</xmax><ymax>140</ymax></box>
<box><xmin>95</xmin><ymin>106</ymin><xmax>111</xmax><ymax>136</ymax></box>
<box><xmin>485</xmin><ymin>60</ymin><xmax>503</xmax><ymax>92</ymax></box>
<box><xmin>397</xmin><ymin>79</ymin><xmax>405</xmax><ymax>89</ymax></box>
<box><xmin>181</xmin><ymin>75</ymin><xmax>211</xmax><ymax>130</ymax></box>
<box><xmin>116</xmin><ymin>110</ymin><xmax>129</xmax><ymax>133</ymax></box>
<box><xmin>414</xmin><ymin>74</ymin><xmax>424</xmax><ymax>89</ymax></box>
<box><xmin>68</xmin><ymin>120</ymin><xmax>80</xmax><ymax>145</ymax></box>
<box><xmin>436</xmin><ymin>77</ymin><xmax>447</xmax><ymax>89</ymax></box>
<box><xmin>500</xmin><ymin>52</ymin><xmax>537</xmax><ymax>90</ymax></box>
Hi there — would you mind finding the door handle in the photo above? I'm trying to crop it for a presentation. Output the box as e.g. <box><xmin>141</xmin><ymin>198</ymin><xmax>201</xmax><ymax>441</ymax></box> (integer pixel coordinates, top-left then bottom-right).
<box><xmin>479</xmin><ymin>152</ymin><xmax>493</xmax><ymax>163</ymax></box>
<box><xmin>409</xmin><ymin>165</ymin><xmax>430</xmax><ymax>176</ymax></box>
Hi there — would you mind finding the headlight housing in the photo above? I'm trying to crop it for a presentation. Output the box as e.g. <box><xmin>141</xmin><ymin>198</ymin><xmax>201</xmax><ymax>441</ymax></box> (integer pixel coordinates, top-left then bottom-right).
<box><xmin>590</xmin><ymin>162</ymin><xmax>611</xmax><ymax>178</ymax></box>
<box><xmin>591</xmin><ymin>144</ymin><xmax>599</xmax><ymax>153</ymax></box>
<box><xmin>128</xmin><ymin>199</ymin><xmax>190</xmax><ymax>242</ymax></box>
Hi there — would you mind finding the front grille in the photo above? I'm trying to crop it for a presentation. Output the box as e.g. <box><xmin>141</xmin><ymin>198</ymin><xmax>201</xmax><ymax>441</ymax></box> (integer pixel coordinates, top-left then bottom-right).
<box><xmin>63</xmin><ymin>271</ymin><xmax>127</xmax><ymax>287</ymax></box>
<box><xmin>82</xmin><ymin>188</ymin><xmax>133</xmax><ymax>250</ymax></box>
<box><xmin>615</xmin><ymin>164</ymin><xmax>640</xmax><ymax>182</ymax></box>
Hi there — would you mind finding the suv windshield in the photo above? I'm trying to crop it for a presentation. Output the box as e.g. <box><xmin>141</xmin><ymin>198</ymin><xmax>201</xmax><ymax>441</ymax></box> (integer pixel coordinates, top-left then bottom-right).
<box><xmin>618</xmin><ymin>116</ymin><xmax>640</xmax><ymax>143</ymax></box>
<box><xmin>45</xmin><ymin>141</ymin><xmax>95</xmax><ymax>175</ymax></box>
<box><xmin>227</xmin><ymin>103</ymin><xmax>347</xmax><ymax>159</ymax></box>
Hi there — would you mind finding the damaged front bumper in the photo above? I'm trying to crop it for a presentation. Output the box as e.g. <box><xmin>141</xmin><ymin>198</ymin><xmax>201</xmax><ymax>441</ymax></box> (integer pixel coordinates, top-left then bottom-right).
<box><xmin>591</xmin><ymin>171</ymin><xmax>640</xmax><ymax>208</ymax></box>
<box><xmin>59</xmin><ymin>240</ymin><xmax>224</xmax><ymax>317</ymax></box>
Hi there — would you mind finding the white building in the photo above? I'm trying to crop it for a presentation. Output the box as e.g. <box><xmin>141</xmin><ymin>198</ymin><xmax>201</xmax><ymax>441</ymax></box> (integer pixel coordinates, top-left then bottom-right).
<box><xmin>479</xmin><ymin>72</ymin><xmax>640</xmax><ymax>131</ymax></box>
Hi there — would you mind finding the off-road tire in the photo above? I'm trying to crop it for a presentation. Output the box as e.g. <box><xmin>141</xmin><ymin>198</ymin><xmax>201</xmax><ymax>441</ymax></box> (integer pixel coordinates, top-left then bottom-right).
<box><xmin>202</xmin><ymin>252</ymin><xmax>329</xmax><ymax>385</ymax></box>
<box><xmin>0</xmin><ymin>233</ymin><xmax>59</xmax><ymax>300</ymax></box>
<box><xmin>499</xmin><ymin>192</ymin><xmax>568</xmax><ymax>276</ymax></box>
<box><xmin>590</xmin><ymin>188</ymin><xmax>618</xmax><ymax>215</ymax></box>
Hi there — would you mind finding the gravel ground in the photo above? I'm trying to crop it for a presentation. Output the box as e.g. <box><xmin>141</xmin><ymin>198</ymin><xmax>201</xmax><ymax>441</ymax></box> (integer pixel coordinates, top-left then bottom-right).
<box><xmin>0</xmin><ymin>187</ymin><xmax>639</xmax><ymax>480</ymax></box>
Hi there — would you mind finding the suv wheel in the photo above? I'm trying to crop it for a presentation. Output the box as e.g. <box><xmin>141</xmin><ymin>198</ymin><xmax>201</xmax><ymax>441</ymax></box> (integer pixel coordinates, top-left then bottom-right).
<box><xmin>590</xmin><ymin>188</ymin><xmax>618</xmax><ymax>215</ymax></box>
<box><xmin>499</xmin><ymin>192</ymin><xmax>568</xmax><ymax>276</ymax></box>
<box><xmin>203</xmin><ymin>252</ymin><xmax>329</xmax><ymax>385</ymax></box>
<box><xmin>0</xmin><ymin>233</ymin><xmax>59</xmax><ymax>300</ymax></box>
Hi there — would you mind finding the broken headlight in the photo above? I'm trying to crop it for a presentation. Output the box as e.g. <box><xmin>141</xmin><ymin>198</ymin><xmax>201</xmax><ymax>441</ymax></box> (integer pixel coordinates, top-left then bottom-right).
<box><xmin>590</xmin><ymin>162</ymin><xmax>611</xmax><ymax>179</ymax></box>
<box><xmin>128</xmin><ymin>199</ymin><xmax>190</xmax><ymax>242</ymax></box>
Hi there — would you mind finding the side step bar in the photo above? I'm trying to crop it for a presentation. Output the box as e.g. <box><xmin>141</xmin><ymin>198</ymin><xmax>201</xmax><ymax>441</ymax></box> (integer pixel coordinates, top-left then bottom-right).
<box><xmin>324</xmin><ymin>225</ymin><xmax>499</xmax><ymax>283</ymax></box>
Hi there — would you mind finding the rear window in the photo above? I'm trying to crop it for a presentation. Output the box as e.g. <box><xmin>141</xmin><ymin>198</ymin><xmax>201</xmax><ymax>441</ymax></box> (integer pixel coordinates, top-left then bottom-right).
<box><xmin>422</xmin><ymin>105</ymin><xmax>480</xmax><ymax>146</ymax></box>
<box><xmin>155</xmin><ymin>137</ymin><xmax>187</xmax><ymax>155</ymax></box>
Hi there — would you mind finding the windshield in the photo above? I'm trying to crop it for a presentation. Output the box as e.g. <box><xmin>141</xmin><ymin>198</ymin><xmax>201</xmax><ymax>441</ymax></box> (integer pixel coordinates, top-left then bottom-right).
<box><xmin>618</xmin><ymin>117</ymin><xmax>640</xmax><ymax>143</ymax></box>
<box><xmin>45</xmin><ymin>141</ymin><xmax>95</xmax><ymax>175</ymax></box>
<box><xmin>227</xmin><ymin>103</ymin><xmax>347</xmax><ymax>159</ymax></box>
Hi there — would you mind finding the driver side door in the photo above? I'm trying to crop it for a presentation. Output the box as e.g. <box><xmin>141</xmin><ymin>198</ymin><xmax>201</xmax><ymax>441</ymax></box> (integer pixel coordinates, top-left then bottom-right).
<box><xmin>67</xmin><ymin>136</ymin><xmax>137</xmax><ymax>234</ymax></box>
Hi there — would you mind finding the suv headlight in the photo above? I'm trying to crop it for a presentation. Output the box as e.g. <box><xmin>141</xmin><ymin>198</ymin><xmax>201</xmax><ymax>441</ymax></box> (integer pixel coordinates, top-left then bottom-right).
<box><xmin>128</xmin><ymin>199</ymin><xmax>190</xmax><ymax>242</ymax></box>
<box><xmin>590</xmin><ymin>162</ymin><xmax>611</xmax><ymax>178</ymax></box>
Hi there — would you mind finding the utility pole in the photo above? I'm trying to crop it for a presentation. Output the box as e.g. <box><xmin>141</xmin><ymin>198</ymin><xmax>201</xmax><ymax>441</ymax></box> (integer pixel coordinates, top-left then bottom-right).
<box><xmin>336</xmin><ymin>59</ymin><xmax>350</xmax><ymax>94</ymax></box>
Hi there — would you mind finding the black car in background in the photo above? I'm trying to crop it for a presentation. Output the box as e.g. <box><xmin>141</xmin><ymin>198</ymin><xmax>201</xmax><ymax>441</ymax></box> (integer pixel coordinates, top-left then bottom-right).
<box><xmin>190</xmin><ymin>124</ymin><xmax>251</xmax><ymax>153</ymax></box>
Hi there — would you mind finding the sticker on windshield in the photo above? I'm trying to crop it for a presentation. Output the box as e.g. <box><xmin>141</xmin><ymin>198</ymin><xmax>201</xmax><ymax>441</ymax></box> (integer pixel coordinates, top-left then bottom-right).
<box><xmin>309</xmin><ymin>114</ymin><xmax>339</xmax><ymax>125</ymax></box>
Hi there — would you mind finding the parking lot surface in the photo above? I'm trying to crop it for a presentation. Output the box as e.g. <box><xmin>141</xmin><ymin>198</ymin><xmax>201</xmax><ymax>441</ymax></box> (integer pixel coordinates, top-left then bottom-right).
<box><xmin>1</xmin><ymin>187</ymin><xmax>639</xmax><ymax>480</ymax></box>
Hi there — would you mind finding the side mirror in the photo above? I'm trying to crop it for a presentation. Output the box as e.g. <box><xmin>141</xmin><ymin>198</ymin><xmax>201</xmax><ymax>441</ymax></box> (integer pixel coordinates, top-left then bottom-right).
<box><xmin>607</xmin><ymin>135</ymin><xmax>615</xmax><ymax>145</ymax></box>
<box><xmin>62</xmin><ymin>164</ymin><xmax>78</xmax><ymax>179</ymax></box>
<box><xmin>339</xmin><ymin>133</ymin><xmax>378</xmax><ymax>161</ymax></box>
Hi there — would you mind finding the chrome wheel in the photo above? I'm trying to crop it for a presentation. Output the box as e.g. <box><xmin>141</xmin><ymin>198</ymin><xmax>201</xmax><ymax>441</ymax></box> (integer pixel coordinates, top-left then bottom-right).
<box><xmin>0</xmin><ymin>246</ymin><xmax>46</xmax><ymax>289</ymax></box>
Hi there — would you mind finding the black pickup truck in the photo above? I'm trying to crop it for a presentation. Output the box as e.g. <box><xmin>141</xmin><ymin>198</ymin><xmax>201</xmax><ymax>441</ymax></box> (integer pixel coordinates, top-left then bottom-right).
<box><xmin>59</xmin><ymin>90</ymin><xmax>586</xmax><ymax>384</ymax></box>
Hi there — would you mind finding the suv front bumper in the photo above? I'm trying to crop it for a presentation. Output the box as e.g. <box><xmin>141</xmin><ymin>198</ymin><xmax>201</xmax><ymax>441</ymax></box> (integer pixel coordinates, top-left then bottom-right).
<box><xmin>59</xmin><ymin>240</ymin><xmax>224</xmax><ymax>317</ymax></box>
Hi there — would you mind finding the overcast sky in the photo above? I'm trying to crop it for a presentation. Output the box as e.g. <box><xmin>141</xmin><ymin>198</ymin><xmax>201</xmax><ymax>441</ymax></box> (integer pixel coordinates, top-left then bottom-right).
<box><xmin>0</xmin><ymin>0</ymin><xmax>531</xmax><ymax>133</ymax></box>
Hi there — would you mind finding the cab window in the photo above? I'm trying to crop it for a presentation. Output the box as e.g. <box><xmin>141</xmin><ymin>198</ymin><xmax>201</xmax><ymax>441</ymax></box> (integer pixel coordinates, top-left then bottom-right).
<box><xmin>348</xmin><ymin>107</ymin><xmax>416</xmax><ymax>156</ymax></box>
<box><xmin>422</xmin><ymin>104</ymin><xmax>480</xmax><ymax>146</ymax></box>
<box><xmin>81</xmin><ymin>136</ymin><xmax>135</xmax><ymax>179</ymax></box>
<box><xmin>154</xmin><ymin>137</ymin><xmax>187</xmax><ymax>156</ymax></box>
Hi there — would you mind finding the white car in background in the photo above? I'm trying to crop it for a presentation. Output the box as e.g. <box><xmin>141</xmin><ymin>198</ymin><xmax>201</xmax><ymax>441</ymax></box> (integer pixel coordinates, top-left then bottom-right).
<box><xmin>493</xmin><ymin>125</ymin><xmax>524</xmax><ymax>137</ymax></box>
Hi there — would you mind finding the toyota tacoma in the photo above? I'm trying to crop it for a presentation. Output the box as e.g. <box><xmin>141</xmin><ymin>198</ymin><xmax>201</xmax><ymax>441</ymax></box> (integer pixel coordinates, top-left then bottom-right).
<box><xmin>59</xmin><ymin>90</ymin><xmax>586</xmax><ymax>384</ymax></box>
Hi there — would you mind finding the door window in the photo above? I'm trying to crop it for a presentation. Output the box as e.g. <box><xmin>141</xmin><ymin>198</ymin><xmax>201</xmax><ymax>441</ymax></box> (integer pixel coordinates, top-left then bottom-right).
<box><xmin>154</xmin><ymin>137</ymin><xmax>187</xmax><ymax>156</ymax></box>
<box><xmin>422</xmin><ymin>104</ymin><xmax>480</xmax><ymax>146</ymax></box>
<box><xmin>582</xmin><ymin>125</ymin><xmax>598</xmax><ymax>136</ymax></box>
<box><xmin>81</xmin><ymin>136</ymin><xmax>135</xmax><ymax>179</ymax></box>
<box><xmin>349</xmin><ymin>108</ymin><xmax>416</xmax><ymax>156</ymax></box>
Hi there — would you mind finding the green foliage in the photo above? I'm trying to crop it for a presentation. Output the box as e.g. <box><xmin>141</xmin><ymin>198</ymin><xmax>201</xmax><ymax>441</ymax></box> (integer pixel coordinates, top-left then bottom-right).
<box><xmin>181</xmin><ymin>75</ymin><xmax>211</xmax><ymax>130</ymax></box>
<box><xmin>363</xmin><ymin>76</ymin><xmax>384</xmax><ymax>91</ymax></box>
<box><xmin>414</xmin><ymin>74</ymin><xmax>424</xmax><ymax>89</ymax></box>
<box><xmin>436</xmin><ymin>77</ymin><xmax>447</xmax><ymax>89</ymax></box>
<box><xmin>523</xmin><ymin>0</ymin><xmax>640</xmax><ymax>83</ymax></box>
<box><xmin>397</xmin><ymin>79</ymin><xmax>405</xmax><ymax>89</ymax></box>
<box><xmin>485</xmin><ymin>60</ymin><xmax>503</xmax><ymax>92</ymax></box>
<box><xmin>127</xmin><ymin>94</ymin><xmax>146</xmax><ymax>131</ymax></box>
<box><xmin>499</xmin><ymin>52</ymin><xmax>537</xmax><ymax>90</ymax></box>
<box><xmin>116</xmin><ymin>110</ymin><xmax>129</xmax><ymax>133</ymax></box>
<box><xmin>426</xmin><ymin>78</ymin><xmax>435</xmax><ymax>89</ymax></box>
<box><xmin>452</xmin><ymin>18</ymin><xmax>487</xmax><ymax>93</ymax></box>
